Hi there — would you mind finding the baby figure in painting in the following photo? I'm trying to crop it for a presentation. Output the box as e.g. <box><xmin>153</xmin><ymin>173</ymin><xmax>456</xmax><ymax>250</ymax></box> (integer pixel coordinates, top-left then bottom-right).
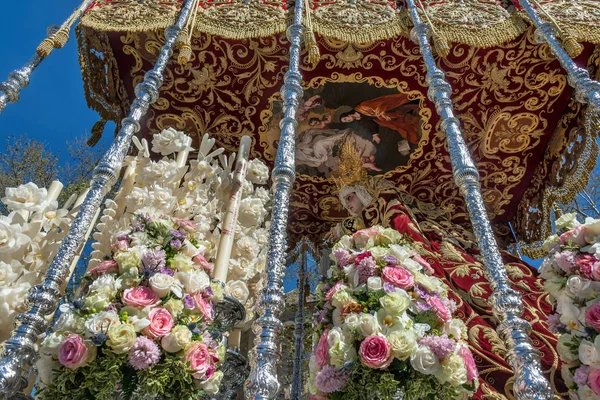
<box><xmin>325</xmin><ymin>142</ymin><xmax>567</xmax><ymax>399</ymax></box>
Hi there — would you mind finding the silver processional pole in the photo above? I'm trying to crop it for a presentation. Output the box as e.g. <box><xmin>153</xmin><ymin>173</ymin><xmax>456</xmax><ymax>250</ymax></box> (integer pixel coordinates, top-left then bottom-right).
<box><xmin>0</xmin><ymin>0</ymin><xmax>95</xmax><ymax>114</ymax></box>
<box><xmin>517</xmin><ymin>0</ymin><xmax>600</xmax><ymax>117</ymax></box>
<box><xmin>244</xmin><ymin>0</ymin><xmax>305</xmax><ymax>397</ymax></box>
<box><xmin>404</xmin><ymin>1</ymin><xmax>553</xmax><ymax>399</ymax></box>
<box><xmin>0</xmin><ymin>0</ymin><xmax>197</xmax><ymax>396</ymax></box>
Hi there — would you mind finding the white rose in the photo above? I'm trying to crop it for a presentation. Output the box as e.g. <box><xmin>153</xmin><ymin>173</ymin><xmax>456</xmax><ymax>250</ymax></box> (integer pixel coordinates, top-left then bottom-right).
<box><xmin>246</xmin><ymin>159</ymin><xmax>270</xmax><ymax>185</ymax></box>
<box><xmin>0</xmin><ymin>218</ymin><xmax>30</xmax><ymax>253</ymax></box>
<box><xmin>225</xmin><ymin>280</ymin><xmax>250</xmax><ymax>305</ymax></box>
<box><xmin>0</xmin><ymin>261</ymin><xmax>18</xmax><ymax>286</ymax></box>
<box><xmin>367</xmin><ymin>276</ymin><xmax>383</xmax><ymax>292</ymax></box>
<box><xmin>151</xmin><ymin>127</ymin><xmax>192</xmax><ymax>156</ymax></box>
<box><xmin>344</xmin><ymin>313</ymin><xmax>361</xmax><ymax>331</ymax></box>
<box><xmin>557</xmin><ymin>334</ymin><xmax>579</xmax><ymax>363</ymax></box>
<box><xmin>150</xmin><ymin>273</ymin><xmax>183</xmax><ymax>298</ymax></box>
<box><xmin>175</xmin><ymin>270</ymin><xmax>210</xmax><ymax>293</ymax></box>
<box><xmin>238</xmin><ymin>198</ymin><xmax>267</xmax><ymax>227</ymax></box>
<box><xmin>88</xmin><ymin>274</ymin><xmax>121</xmax><ymax>297</ymax></box>
<box><xmin>579</xmin><ymin>338</ymin><xmax>600</xmax><ymax>367</ymax></box>
<box><xmin>358</xmin><ymin>313</ymin><xmax>381</xmax><ymax>337</ymax></box>
<box><xmin>161</xmin><ymin>325</ymin><xmax>193</xmax><ymax>353</ymax></box>
<box><xmin>85</xmin><ymin>310</ymin><xmax>120</xmax><ymax>337</ymax></box>
<box><xmin>388</xmin><ymin>329</ymin><xmax>418</xmax><ymax>360</ymax></box>
<box><xmin>2</xmin><ymin>182</ymin><xmax>48</xmax><ymax>212</ymax></box>
<box><xmin>437</xmin><ymin>353</ymin><xmax>467</xmax><ymax>386</ymax></box>
<box><xmin>583</xmin><ymin>218</ymin><xmax>600</xmax><ymax>244</ymax></box>
<box><xmin>566</xmin><ymin>275</ymin><xmax>594</xmax><ymax>298</ymax></box>
<box><xmin>138</xmin><ymin>159</ymin><xmax>179</xmax><ymax>186</ymax></box>
<box><xmin>542</xmin><ymin>234</ymin><xmax>561</xmax><ymax>253</ymax></box>
<box><xmin>54</xmin><ymin>308</ymin><xmax>85</xmax><ymax>334</ymax></box>
<box><xmin>388</xmin><ymin>244</ymin><xmax>412</xmax><ymax>263</ymax></box>
<box><xmin>410</xmin><ymin>345</ymin><xmax>440</xmax><ymax>375</ymax></box>
<box><xmin>198</xmin><ymin>370</ymin><xmax>224</xmax><ymax>395</ymax></box>
<box><xmin>150</xmin><ymin>185</ymin><xmax>177</xmax><ymax>212</ymax></box>
<box><xmin>556</xmin><ymin>212</ymin><xmax>581</xmax><ymax>231</ymax></box>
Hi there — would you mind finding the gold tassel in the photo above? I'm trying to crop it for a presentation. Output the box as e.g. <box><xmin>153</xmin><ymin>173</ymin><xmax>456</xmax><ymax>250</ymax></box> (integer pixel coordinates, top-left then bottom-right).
<box><xmin>304</xmin><ymin>31</ymin><xmax>320</xmax><ymax>64</ymax></box>
<box><xmin>176</xmin><ymin>26</ymin><xmax>190</xmax><ymax>49</ymax></box>
<box><xmin>433</xmin><ymin>32</ymin><xmax>450</xmax><ymax>58</ymax></box>
<box><xmin>178</xmin><ymin>43</ymin><xmax>192</xmax><ymax>66</ymax></box>
<box><xmin>562</xmin><ymin>34</ymin><xmax>584</xmax><ymax>58</ymax></box>
<box><xmin>36</xmin><ymin>38</ymin><xmax>55</xmax><ymax>58</ymax></box>
<box><xmin>88</xmin><ymin>119</ymin><xmax>107</xmax><ymax>147</ymax></box>
<box><xmin>52</xmin><ymin>27</ymin><xmax>70</xmax><ymax>49</ymax></box>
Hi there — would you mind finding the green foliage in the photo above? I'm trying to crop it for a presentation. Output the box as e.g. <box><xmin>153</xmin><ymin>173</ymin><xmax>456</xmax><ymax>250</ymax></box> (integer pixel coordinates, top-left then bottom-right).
<box><xmin>341</xmin><ymin>364</ymin><xmax>402</xmax><ymax>400</ymax></box>
<box><xmin>135</xmin><ymin>354</ymin><xmax>205</xmax><ymax>400</ymax></box>
<box><xmin>413</xmin><ymin>310</ymin><xmax>442</xmax><ymax>331</ymax></box>
<box><xmin>402</xmin><ymin>370</ymin><xmax>462</xmax><ymax>400</ymax></box>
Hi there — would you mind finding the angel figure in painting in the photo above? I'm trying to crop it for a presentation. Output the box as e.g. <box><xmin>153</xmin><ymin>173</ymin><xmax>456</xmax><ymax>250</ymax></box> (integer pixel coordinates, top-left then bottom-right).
<box><xmin>324</xmin><ymin>142</ymin><xmax>566</xmax><ymax>399</ymax></box>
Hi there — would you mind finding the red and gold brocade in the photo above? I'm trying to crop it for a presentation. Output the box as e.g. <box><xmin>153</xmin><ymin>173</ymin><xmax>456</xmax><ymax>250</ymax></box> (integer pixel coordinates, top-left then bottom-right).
<box><xmin>359</xmin><ymin>191</ymin><xmax>566</xmax><ymax>399</ymax></box>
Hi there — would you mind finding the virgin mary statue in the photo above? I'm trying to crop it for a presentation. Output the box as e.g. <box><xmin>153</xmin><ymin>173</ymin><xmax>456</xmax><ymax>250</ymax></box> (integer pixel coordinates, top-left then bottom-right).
<box><xmin>325</xmin><ymin>142</ymin><xmax>566</xmax><ymax>399</ymax></box>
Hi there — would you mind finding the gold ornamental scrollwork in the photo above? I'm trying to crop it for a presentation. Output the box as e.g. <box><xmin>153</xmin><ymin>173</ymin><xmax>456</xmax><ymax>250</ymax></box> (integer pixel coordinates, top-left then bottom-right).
<box><xmin>80</xmin><ymin>0</ymin><xmax>180</xmax><ymax>32</ymax></box>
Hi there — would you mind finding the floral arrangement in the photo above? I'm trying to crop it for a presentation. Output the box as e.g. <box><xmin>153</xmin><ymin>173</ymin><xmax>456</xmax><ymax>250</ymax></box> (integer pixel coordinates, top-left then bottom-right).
<box><xmin>539</xmin><ymin>213</ymin><xmax>600</xmax><ymax>400</ymax></box>
<box><xmin>0</xmin><ymin>181</ymin><xmax>80</xmax><ymax>343</ymax></box>
<box><xmin>35</xmin><ymin>128</ymin><xmax>272</xmax><ymax>398</ymax></box>
<box><xmin>308</xmin><ymin>226</ymin><xmax>478</xmax><ymax>400</ymax></box>
<box><xmin>37</xmin><ymin>213</ymin><xmax>227</xmax><ymax>399</ymax></box>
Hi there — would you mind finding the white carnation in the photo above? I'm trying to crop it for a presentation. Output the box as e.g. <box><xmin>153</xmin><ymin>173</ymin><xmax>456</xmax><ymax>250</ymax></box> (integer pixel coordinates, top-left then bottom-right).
<box><xmin>238</xmin><ymin>198</ymin><xmax>267</xmax><ymax>227</ymax></box>
<box><xmin>0</xmin><ymin>217</ymin><xmax>30</xmax><ymax>254</ymax></box>
<box><xmin>246</xmin><ymin>159</ymin><xmax>269</xmax><ymax>185</ymax></box>
<box><xmin>151</xmin><ymin>127</ymin><xmax>192</xmax><ymax>156</ymax></box>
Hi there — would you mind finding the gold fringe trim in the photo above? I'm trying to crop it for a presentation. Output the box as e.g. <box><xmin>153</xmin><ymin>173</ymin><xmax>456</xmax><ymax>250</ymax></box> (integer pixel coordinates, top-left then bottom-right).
<box><xmin>520</xmin><ymin>109</ymin><xmax>600</xmax><ymax>259</ymax></box>
<box><xmin>79</xmin><ymin>12</ymin><xmax>178</xmax><ymax>33</ymax></box>
<box><xmin>518</xmin><ymin>10</ymin><xmax>600</xmax><ymax>46</ymax></box>
<box><xmin>435</xmin><ymin>13</ymin><xmax>527</xmax><ymax>49</ymax></box>
<box><xmin>312</xmin><ymin>13</ymin><xmax>410</xmax><ymax>43</ymax></box>
<box><xmin>193</xmin><ymin>17</ymin><xmax>287</xmax><ymax>40</ymax></box>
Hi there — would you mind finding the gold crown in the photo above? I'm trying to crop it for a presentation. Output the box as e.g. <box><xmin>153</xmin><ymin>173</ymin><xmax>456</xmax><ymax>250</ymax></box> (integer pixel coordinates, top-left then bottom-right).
<box><xmin>332</xmin><ymin>140</ymin><xmax>369</xmax><ymax>191</ymax></box>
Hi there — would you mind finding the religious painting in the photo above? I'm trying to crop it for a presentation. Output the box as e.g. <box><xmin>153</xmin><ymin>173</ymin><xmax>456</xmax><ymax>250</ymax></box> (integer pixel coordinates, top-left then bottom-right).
<box><xmin>261</xmin><ymin>81</ymin><xmax>424</xmax><ymax>178</ymax></box>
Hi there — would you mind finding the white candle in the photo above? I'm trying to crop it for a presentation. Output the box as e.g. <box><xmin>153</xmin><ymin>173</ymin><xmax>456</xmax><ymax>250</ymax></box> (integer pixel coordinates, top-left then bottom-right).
<box><xmin>213</xmin><ymin>136</ymin><xmax>251</xmax><ymax>283</ymax></box>
<box><xmin>46</xmin><ymin>180</ymin><xmax>64</xmax><ymax>204</ymax></box>
<box><xmin>228</xmin><ymin>329</ymin><xmax>241</xmax><ymax>349</ymax></box>
<box><xmin>115</xmin><ymin>160</ymin><xmax>137</xmax><ymax>218</ymax></box>
<box><xmin>176</xmin><ymin>136</ymin><xmax>192</xmax><ymax>169</ymax></box>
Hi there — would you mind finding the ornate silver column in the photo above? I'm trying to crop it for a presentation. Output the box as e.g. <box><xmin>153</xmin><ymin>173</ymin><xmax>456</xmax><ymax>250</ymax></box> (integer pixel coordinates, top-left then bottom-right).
<box><xmin>244</xmin><ymin>0</ymin><xmax>305</xmax><ymax>397</ymax></box>
<box><xmin>405</xmin><ymin>1</ymin><xmax>552</xmax><ymax>399</ymax></box>
<box><xmin>518</xmin><ymin>0</ymin><xmax>600</xmax><ymax>115</ymax></box>
<box><xmin>0</xmin><ymin>0</ymin><xmax>197</xmax><ymax>396</ymax></box>
<box><xmin>290</xmin><ymin>242</ymin><xmax>307</xmax><ymax>400</ymax></box>
<box><xmin>0</xmin><ymin>0</ymin><xmax>95</xmax><ymax>114</ymax></box>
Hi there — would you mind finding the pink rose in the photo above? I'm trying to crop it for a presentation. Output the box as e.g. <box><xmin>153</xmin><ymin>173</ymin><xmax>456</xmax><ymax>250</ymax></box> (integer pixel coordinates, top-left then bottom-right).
<box><xmin>592</xmin><ymin>262</ymin><xmax>600</xmax><ymax>281</ymax></box>
<box><xmin>359</xmin><ymin>336</ymin><xmax>392</xmax><ymax>369</ymax></box>
<box><xmin>88</xmin><ymin>259</ymin><xmax>119</xmax><ymax>277</ymax></box>
<box><xmin>560</xmin><ymin>226</ymin><xmax>587</xmax><ymax>247</ymax></box>
<box><xmin>194</xmin><ymin>292</ymin><xmax>214</xmax><ymax>321</ymax></box>
<box><xmin>458</xmin><ymin>345</ymin><xmax>478</xmax><ymax>384</ymax></box>
<box><xmin>578</xmin><ymin>254</ymin><xmax>596</xmax><ymax>279</ymax></box>
<box><xmin>192</xmin><ymin>254</ymin><xmax>212</xmax><ymax>272</ymax></box>
<box><xmin>586</xmin><ymin>303</ymin><xmax>600</xmax><ymax>332</ymax></box>
<box><xmin>382</xmin><ymin>266</ymin><xmax>414</xmax><ymax>290</ymax></box>
<box><xmin>58</xmin><ymin>334</ymin><xmax>94</xmax><ymax>369</ymax></box>
<box><xmin>143</xmin><ymin>307</ymin><xmax>175</xmax><ymax>339</ymax></box>
<box><xmin>588</xmin><ymin>368</ymin><xmax>600</xmax><ymax>395</ymax></box>
<box><xmin>185</xmin><ymin>342</ymin><xmax>213</xmax><ymax>379</ymax></box>
<box><xmin>428</xmin><ymin>297</ymin><xmax>452</xmax><ymax>322</ymax></box>
<box><xmin>325</xmin><ymin>282</ymin><xmax>345</xmax><ymax>302</ymax></box>
<box><xmin>122</xmin><ymin>286</ymin><xmax>160</xmax><ymax>308</ymax></box>
<box><xmin>315</xmin><ymin>329</ymin><xmax>330</xmax><ymax>368</ymax></box>
<box><xmin>174</xmin><ymin>218</ymin><xmax>197</xmax><ymax>233</ymax></box>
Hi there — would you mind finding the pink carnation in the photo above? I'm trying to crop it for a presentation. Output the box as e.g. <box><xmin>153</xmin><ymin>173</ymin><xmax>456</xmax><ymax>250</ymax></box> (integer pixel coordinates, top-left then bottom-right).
<box><xmin>143</xmin><ymin>307</ymin><xmax>175</xmax><ymax>339</ymax></box>
<box><xmin>128</xmin><ymin>336</ymin><xmax>161</xmax><ymax>370</ymax></box>
<box><xmin>58</xmin><ymin>334</ymin><xmax>93</xmax><ymax>369</ymax></box>
<box><xmin>458</xmin><ymin>345</ymin><xmax>478</xmax><ymax>384</ymax></box>
<box><xmin>88</xmin><ymin>259</ymin><xmax>119</xmax><ymax>277</ymax></box>
<box><xmin>315</xmin><ymin>365</ymin><xmax>348</xmax><ymax>393</ymax></box>
<box><xmin>315</xmin><ymin>329</ymin><xmax>330</xmax><ymax>368</ymax></box>
<box><xmin>359</xmin><ymin>336</ymin><xmax>392</xmax><ymax>369</ymax></box>
<box><xmin>428</xmin><ymin>297</ymin><xmax>452</xmax><ymax>322</ymax></box>
<box><xmin>192</xmin><ymin>254</ymin><xmax>212</xmax><ymax>273</ymax></box>
<box><xmin>194</xmin><ymin>292</ymin><xmax>214</xmax><ymax>321</ymax></box>
<box><xmin>586</xmin><ymin>303</ymin><xmax>600</xmax><ymax>332</ymax></box>
<box><xmin>122</xmin><ymin>286</ymin><xmax>160</xmax><ymax>308</ymax></box>
<box><xmin>382</xmin><ymin>266</ymin><xmax>414</xmax><ymax>290</ymax></box>
<box><xmin>325</xmin><ymin>282</ymin><xmax>344</xmax><ymax>302</ymax></box>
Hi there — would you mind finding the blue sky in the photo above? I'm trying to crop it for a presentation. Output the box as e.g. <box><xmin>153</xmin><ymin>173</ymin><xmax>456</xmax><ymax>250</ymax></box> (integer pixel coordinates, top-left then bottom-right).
<box><xmin>0</xmin><ymin>1</ymin><xmax>114</xmax><ymax>158</ymax></box>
